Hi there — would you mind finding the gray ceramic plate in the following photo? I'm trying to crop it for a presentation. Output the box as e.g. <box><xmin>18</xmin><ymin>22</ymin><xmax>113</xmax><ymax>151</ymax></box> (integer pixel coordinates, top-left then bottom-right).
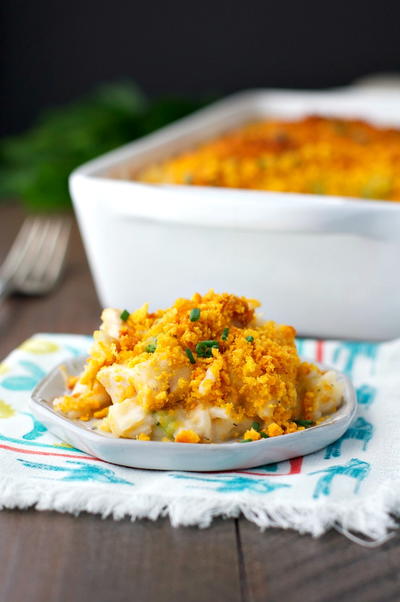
<box><xmin>29</xmin><ymin>356</ymin><xmax>357</xmax><ymax>471</ymax></box>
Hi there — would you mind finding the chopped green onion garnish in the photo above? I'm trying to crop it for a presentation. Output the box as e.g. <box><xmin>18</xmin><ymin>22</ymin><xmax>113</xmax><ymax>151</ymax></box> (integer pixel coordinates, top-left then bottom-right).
<box><xmin>221</xmin><ymin>327</ymin><xmax>229</xmax><ymax>341</ymax></box>
<box><xmin>260</xmin><ymin>432</ymin><xmax>269</xmax><ymax>438</ymax></box>
<box><xmin>196</xmin><ymin>340</ymin><xmax>219</xmax><ymax>358</ymax></box>
<box><xmin>251</xmin><ymin>421</ymin><xmax>261</xmax><ymax>431</ymax></box>
<box><xmin>185</xmin><ymin>348</ymin><xmax>196</xmax><ymax>364</ymax></box>
<box><xmin>120</xmin><ymin>309</ymin><xmax>130</xmax><ymax>321</ymax></box>
<box><xmin>190</xmin><ymin>308</ymin><xmax>201</xmax><ymax>322</ymax></box>
<box><xmin>240</xmin><ymin>439</ymin><xmax>252</xmax><ymax>443</ymax></box>
<box><xmin>294</xmin><ymin>419</ymin><xmax>314</xmax><ymax>427</ymax></box>
<box><xmin>246</xmin><ymin>335</ymin><xmax>254</xmax><ymax>343</ymax></box>
<box><xmin>146</xmin><ymin>343</ymin><xmax>157</xmax><ymax>353</ymax></box>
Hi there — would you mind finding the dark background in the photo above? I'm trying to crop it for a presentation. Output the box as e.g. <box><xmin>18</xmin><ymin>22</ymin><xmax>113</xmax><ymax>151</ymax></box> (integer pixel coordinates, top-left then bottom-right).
<box><xmin>2</xmin><ymin>0</ymin><xmax>400</xmax><ymax>137</ymax></box>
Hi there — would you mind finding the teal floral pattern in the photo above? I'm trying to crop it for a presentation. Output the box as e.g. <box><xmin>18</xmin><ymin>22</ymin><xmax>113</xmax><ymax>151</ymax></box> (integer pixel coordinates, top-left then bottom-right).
<box><xmin>0</xmin><ymin>333</ymin><xmax>395</xmax><ymax>538</ymax></box>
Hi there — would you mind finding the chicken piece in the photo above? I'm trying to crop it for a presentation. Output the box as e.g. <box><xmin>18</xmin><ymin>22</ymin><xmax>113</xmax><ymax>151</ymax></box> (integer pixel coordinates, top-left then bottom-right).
<box><xmin>107</xmin><ymin>399</ymin><xmax>155</xmax><ymax>438</ymax></box>
<box><xmin>97</xmin><ymin>364</ymin><xmax>136</xmax><ymax>404</ymax></box>
<box><xmin>100</xmin><ymin>308</ymin><xmax>122</xmax><ymax>341</ymax></box>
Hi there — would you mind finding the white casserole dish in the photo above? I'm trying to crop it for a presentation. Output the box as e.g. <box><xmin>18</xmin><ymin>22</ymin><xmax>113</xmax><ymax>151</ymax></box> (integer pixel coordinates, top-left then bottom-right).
<box><xmin>69</xmin><ymin>87</ymin><xmax>400</xmax><ymax>340</ymax></box>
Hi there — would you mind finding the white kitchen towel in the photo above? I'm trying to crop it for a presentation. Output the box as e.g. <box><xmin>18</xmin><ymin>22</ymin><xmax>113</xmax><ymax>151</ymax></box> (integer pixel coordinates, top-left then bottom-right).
<box><xmin>0</xmin><ymin>334</ymin><xmax>399</xmax><ymax>542</ymax></box>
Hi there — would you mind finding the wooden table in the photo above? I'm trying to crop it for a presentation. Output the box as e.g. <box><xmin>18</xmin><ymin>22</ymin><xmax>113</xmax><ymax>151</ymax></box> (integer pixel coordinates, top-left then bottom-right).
<box><xmin>0</xmin><ymin>204</ymin><xmax>398</xmax><ymax>602</ymax></box>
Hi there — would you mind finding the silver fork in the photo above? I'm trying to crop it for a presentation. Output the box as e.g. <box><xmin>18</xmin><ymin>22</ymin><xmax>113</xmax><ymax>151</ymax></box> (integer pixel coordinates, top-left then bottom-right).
<box><xmin>0</xmin><ymin>216</ymin><xmax>71</xmax><ymax>302</ymax></box>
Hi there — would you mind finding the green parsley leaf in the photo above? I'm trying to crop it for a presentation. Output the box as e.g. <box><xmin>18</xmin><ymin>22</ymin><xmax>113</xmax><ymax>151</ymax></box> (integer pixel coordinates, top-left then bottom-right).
<box><xmin>294</xmin><ymin>419</ymin><xmax>314</xmax><ymax>428</ymax></box>
<box><xmin>221</xmin><ymin>327</ymin><xmax>229</xmax><ymax>341</ymax></box>
<box><xmin>251</xmin><ymin>421</ymin><xmax>261</xmax><ymax>431</ymax></box>
<box><xmin>120</xmin><ymin>309</ymin><xmax>130</xmax><ymax>321</ymax></box>
<box><xmin>189</xmin><ymin>308</ymin><xmax>201</xmax><ymax>321</ymax></box>
<box><xmin>246</xmin><ymin>335</ymin><xmax>254</xmax><ymax>343</ymax></box>
<box><xmin>145</xmin><ymin>343</ymin><xmax>157</xmax><ymax>353</ymax></box>
<box><xmin>260</xmin><ymin>432</ymin><xmax>269</xmax><ymax>438</ymax></box>
<box><xmin>239</xmin><ymin>439</ymin><xmax>252</xmax><ymax>443</ymax></box>
<box><xmin>196</xmin><ymin>340</ymin><xmax>219</xmax><ymax>358</ymax></box>
<box><xmin>185</xmin><ymin>348</ymin><xmax>196</xmax><ymax>364</ymax></box>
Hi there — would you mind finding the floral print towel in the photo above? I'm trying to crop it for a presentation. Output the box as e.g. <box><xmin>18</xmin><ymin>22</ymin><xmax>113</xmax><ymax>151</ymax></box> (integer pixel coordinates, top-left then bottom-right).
<box><xmin>0</xmin><ymin>334</ymin><xmax>399</xmax><ymax>542</ymax></box>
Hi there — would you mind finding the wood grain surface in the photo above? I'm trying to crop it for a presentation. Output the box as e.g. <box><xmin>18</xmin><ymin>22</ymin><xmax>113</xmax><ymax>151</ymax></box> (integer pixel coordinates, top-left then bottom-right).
<box><xmin>0</xmin><ymin>204</ymin><xmax>398</xmax><ymax>602</ymax></box>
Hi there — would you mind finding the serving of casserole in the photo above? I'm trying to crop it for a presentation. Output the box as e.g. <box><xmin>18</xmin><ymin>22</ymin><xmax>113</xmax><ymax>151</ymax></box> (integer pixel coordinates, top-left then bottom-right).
<box><xmin>53</xmin><ymin>292</ymin><xmax>343</xmax><ymax>444</ymax></box>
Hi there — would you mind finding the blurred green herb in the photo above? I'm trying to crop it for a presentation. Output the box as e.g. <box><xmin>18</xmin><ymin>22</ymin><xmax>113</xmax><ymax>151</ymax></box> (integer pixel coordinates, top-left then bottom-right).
<box><xmin>0</xmin><ymin>82</ymin><xmax>212</xmax><ymax>211</ymax></box>
<box><xmin>294</xmin><ymin>419</ymin><xmax>314</xmax><ymax>428</ymax></box>
<box><xmin>120</xmin><ymin>309</ymin><xmax>130</xmax><ymax>321</ymax></box>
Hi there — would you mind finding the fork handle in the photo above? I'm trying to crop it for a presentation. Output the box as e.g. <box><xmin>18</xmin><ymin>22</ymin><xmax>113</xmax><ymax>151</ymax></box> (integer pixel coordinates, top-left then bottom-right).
<box><xmin>0</xmin><ymin>277</ymin><xmax>13</xmax><ymax>302</ymax></box>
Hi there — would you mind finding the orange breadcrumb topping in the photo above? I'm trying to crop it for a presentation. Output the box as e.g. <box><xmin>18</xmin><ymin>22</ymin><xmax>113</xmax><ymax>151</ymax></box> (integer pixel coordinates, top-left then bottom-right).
<box><xmin>175</xmin><ymin>429</ymin><xmax>200</xmax><ymax>443</ymax></box>
<box><xmin>132</xmin><ymin>116</ymin><xmax>400</xmax><ymax>201</ymax></box>
<box><xmin>93</xmin><ymin>407</ymin><xmax>109</xmax><ymax>419</ymax></box>
<box><xmin>267</xmin><ymin>423</ymin><xmax>284</xmax><ymax>437</ymax></box>
<box><xmin>243</xmin><ymin>428</ymin><xmax>261</xmax><ymax>441</ymax></box>
<box><xmin>67</xmin><ymin>376</ymin><xmax>78</xmax><ymax>390</ymax></box>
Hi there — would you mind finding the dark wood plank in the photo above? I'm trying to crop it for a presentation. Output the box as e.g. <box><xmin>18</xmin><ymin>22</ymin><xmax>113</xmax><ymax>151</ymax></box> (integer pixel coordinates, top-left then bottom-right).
<box><xmin>238</xmin><ymin>520</ymin><xmax>400</xmax><ymax>602</ymax></box>
<box><xmin>0</xmin><ymin>510</ymin><xmax>241</xmax><ymax>602</ymax></box>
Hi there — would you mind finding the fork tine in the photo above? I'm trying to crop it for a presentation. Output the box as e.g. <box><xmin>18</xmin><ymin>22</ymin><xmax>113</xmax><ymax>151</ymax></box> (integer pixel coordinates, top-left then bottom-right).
<box><xmin>43</xmin><ymin>220</ymin><xmax>71</xmax><ymax>284</ymax></box>
<box><xmin>29</xmin><ymin>219</ymin><xmax>66</xmax><ymax>282</ymax></box>
<box><xmin>13</xmin><ymin>218</ymin><xmax>54</xmax><ymax>284</ymax></box>
<box><xmin>0</xmin><ymin>217</ymin><xmax>42</xmax><ymax>278</ymax></box>
<box><xmin>0</xmin><ymin>215</ymin><xmax>71</xmax><ymax>298</ymax></box>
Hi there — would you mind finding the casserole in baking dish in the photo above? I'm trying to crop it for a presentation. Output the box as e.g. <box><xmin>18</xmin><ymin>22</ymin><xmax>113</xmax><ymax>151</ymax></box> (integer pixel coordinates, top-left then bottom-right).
<box><xmin>134</xmin><ymin>115</ymin><xmax>400</xmax><ymax>201</ymax></box>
